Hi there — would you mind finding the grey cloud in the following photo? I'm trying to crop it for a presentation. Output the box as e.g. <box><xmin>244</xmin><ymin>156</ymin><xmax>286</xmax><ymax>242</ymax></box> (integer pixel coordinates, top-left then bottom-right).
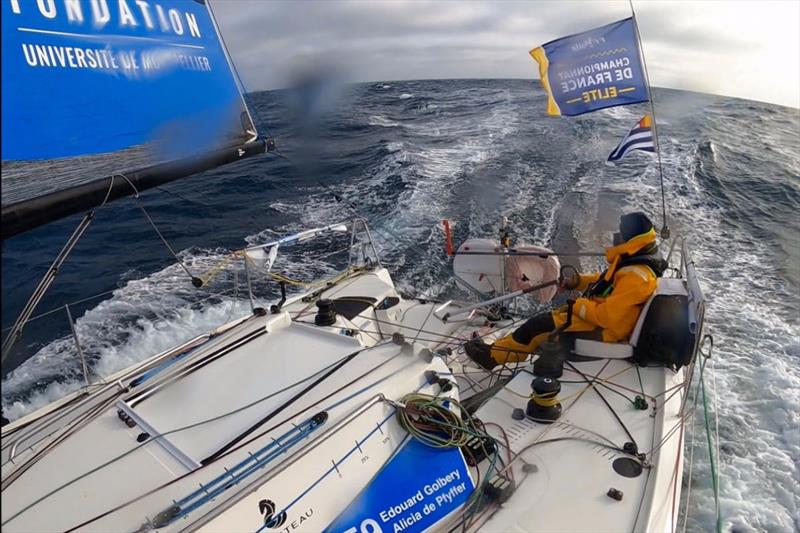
<box><xmin>211</xmin><ymin>0</ymin><xmax>798</xmax><ymax>107</ymax></box>
<box><xmin>635</xmin><ymin>3</ymin><xmax>760</xmax><ymax>51</ymax></box>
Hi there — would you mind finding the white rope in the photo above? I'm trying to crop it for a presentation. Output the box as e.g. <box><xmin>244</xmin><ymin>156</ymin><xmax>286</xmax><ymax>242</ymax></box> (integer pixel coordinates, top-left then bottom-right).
<box><xmin>118</xmin><ymin>174</ymin><xmax>140</xmax><ymax>198</ymax></box>
<box><xmin>100</xmin><ymin>174</ymin><xmax>140</xmax><ymax>208</ymax></box>
<box><xmin>100</xmin><ymin>176</ymin><xmax>115</xmax><ymax>206</ymax></box>
<box><xmin>680</xmin><ymin>392</ymin><xmax>698</xmax><ymax>533</ymax></box>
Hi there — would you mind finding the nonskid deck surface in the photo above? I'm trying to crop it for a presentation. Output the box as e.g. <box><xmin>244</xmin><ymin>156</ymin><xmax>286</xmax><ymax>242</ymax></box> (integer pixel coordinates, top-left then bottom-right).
<box><xmin>467</xmin><ymin>358</ymin><xmax>685</xmax><ymax>532</ymax></box>
<box><xmin>0</xmin><ymin>269</ymin><xmax>691</xmax><ymax>532</ymax></box>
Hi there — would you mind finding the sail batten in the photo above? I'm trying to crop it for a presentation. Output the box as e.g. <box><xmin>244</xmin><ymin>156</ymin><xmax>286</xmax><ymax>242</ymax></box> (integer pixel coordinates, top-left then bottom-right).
<box><xmin>1</xmin><ymin>0</ymin><xmax>265</xmax><ymax>238</ymax></box>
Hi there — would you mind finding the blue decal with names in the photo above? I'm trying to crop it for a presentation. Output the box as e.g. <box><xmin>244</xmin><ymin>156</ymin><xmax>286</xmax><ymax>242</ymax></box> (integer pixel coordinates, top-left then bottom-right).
<box><xmin>325</xmin><ymin>439</ymin><xmax>475</xmax><ymax>533</ymax></box>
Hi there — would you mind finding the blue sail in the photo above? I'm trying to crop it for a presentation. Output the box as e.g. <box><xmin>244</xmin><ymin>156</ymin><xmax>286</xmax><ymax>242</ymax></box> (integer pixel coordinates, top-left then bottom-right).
<box><xmin>1</xmin><ymin>0</ymin><xmax>265</xmax><ymax>237</ymax></box>
<box><xmin>2</xmin><ymin>0</ymin><xmax>255</xmax><ymax>161</ymax></box>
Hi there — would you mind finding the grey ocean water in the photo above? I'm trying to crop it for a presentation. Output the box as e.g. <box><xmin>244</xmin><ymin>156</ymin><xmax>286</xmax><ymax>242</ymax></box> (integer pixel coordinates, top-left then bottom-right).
<box><xmin>2</xmin><ymin>80</ymin><xmax>799</xmax><ymax>531</ymax></box>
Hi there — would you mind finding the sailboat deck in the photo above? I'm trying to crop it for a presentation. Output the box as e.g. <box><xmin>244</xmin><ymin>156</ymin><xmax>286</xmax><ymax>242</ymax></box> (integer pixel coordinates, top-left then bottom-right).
<box><xmin>471</xmin><ymin>358</ymin><xmax>684</xmax><ymax>532</ymax></box>
<box><xmin>1</xmin><ymin>267</ymin><xmax>693</xmax><ymax>532</ymax></box>
<box><xmin>126</xmin><ymin>320</ymin><xmax>363</xmax><ymax>465</ymax></box>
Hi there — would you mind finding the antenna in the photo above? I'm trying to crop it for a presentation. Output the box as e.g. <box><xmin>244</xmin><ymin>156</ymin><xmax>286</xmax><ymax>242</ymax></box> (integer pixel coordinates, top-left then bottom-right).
<box><xmin>629</xmin><ymin>0</ymin><xmax>670</xmax><ymax>239</ymax></box>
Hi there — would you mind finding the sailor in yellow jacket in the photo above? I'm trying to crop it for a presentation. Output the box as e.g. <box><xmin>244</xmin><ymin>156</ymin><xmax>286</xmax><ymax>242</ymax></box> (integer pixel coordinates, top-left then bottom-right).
<box><xmin>465</xmin><ymin>212</ymin><xmax>667</xmax><ymax>370</ymax></box>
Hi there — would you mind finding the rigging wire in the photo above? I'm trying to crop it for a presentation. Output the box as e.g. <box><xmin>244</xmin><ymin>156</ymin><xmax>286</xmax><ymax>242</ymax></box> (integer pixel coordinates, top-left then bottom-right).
<box><xmin>680</xmin><ymin>380</ymin><xmax>700</xmax><ymax>533</ymax></box>
<box><xmin>206</xmin><ymin>0</ymin><xmax>273</xmax><ymax>144</ymax></box>
<box><xmin>1</xmin><ymin>212</ymin><xmax>95</xmax><ymax>365</ymax></box>
<box><xmin>2</xmin><ymin>148</ymin><xmax>272</xmax><ymax>366</ymax></box>
<box><xmin>565</xmin><ymin>361</ymin><xmax>638</xmax><ymax>449</ymax></box>
<box><xmin>1</xmin><ymin>289</ymin><xmax>117</xmax><ymax>334</ymax></box>
<box><xmin>698</xmin><ymin>336</ymin><xmax>722</xmax><ymax>533</ymax></box>
<box><xmin>0</xmin><ymin>284</ymin><xmax>248</xmax><ymax>405</ymax></box>
<box><xmin>135</xmin><ymin>199</ymin><xmax>203</xmax><ymax>287</ymax></box>
<box><xmin>154</xmin><ymin>181</ymin><xmax>283</xmax><ymax>237</ymax></box>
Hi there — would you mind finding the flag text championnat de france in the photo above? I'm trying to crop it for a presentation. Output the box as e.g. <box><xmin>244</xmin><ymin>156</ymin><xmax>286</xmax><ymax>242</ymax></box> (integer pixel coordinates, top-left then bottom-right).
<box><xmin>557</xmin><ymin>57</ymin><xmax>637</xmax><ymax>103</ymax></box>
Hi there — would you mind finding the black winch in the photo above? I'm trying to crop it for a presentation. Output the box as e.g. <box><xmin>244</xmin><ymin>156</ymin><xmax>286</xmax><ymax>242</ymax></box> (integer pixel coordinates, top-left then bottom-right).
<box><xmin>526</xmin><ymin>375</ymin><xmax>562</xmax><ymax>423</ymax></box>
<box><xmin>314</xmin><ymin>299</ymin><xmax>337</xmax><ymax>326</ymax></box>
<box><xmin>533</xmin><ymin>339</ymin><xmax>565</xmax><ymax>378</ymax></box>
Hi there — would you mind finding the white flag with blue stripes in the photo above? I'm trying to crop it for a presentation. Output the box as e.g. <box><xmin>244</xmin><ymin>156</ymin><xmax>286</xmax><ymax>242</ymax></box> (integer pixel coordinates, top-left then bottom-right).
<box><xmin>608</xmin><ymin>115</ymin><xmax>655</xmax><ymax>162</ymax></box>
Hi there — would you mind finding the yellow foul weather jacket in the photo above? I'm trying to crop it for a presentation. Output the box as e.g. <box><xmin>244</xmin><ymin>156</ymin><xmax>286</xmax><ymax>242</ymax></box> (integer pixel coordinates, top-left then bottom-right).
<box><xmin>487</xmin><ymin>228</ymin><xmax>664</xmax><ymax>365</ymax></box>
<box><xmin>552</xmin><ymin>229</ymin><xmax>660</xmax><ymax>342</ymax></box>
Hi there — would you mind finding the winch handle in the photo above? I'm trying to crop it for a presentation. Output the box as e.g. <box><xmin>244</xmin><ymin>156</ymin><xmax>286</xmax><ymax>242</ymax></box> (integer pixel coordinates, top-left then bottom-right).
<box><xmin>559</xmin><ymin>264</ymin><xmax>579</xmax><ymax>291</ymax></box>
<box><xmin>548</xmin><ymin>299</ymin><xmax>576</xmax><ymax>341</ymax></box>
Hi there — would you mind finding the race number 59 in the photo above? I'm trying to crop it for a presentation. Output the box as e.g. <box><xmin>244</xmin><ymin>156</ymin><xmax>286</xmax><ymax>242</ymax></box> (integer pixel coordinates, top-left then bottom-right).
<box><xmin>342</xmin><ymin>518</ymin><xmax>383</xmax><ymax>533</ymax></box>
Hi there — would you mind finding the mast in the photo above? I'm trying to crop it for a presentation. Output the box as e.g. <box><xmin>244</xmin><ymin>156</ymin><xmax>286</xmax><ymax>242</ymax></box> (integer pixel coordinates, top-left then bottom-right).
<box><xmin>629</xmin><ymin>0</ymin><xmax>670</xmax><ymax>238</ymax></box>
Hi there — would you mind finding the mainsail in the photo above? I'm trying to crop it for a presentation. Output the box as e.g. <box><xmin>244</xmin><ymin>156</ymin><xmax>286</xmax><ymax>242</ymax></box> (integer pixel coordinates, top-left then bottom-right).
<box><xmin>1</xmin><ymin>0</ymin><xmax>266</xmax><ymax>239</ymax></box>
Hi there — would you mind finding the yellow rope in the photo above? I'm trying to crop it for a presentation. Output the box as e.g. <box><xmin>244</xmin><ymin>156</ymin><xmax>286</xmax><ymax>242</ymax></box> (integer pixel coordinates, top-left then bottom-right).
<box><xmin>531</xmin><ymin>394</ymin><xmax>559</xmax><ymax>407</ymax></box>
<box><xmin>268</xmin><ymin>271</ymin><xmax>307</xmax><ymax>286</ymax></box>
<box><xmin>198</xmin><ymin>251</ymin><xmax>243</xmax><ymax>287</ymax></box>
<box><xmin>269</xmin><ymin>266</ymin><xmax>362</xmax><ymax>290</ymax></box>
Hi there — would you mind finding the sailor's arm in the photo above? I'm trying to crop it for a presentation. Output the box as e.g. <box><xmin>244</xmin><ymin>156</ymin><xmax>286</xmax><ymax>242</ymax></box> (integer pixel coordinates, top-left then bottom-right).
<box><xmin>575</xmin><ymin>272</ymin><xmax>601</xmax><ymax>292</ymax></box>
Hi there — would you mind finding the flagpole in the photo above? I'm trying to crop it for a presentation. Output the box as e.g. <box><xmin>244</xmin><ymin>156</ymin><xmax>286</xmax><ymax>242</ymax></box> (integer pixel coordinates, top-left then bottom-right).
<box><xmin>629</xmin><ymin>0</ymin><xmax>670</xmax><ymax>239</ymax></box>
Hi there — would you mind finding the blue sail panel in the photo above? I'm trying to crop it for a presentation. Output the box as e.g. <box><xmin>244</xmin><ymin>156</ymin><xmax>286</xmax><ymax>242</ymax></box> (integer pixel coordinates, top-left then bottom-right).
<box><xmin>1</xmin><ymin>0</ymin><xmax>255</xmax><ymax>163</ymax></box>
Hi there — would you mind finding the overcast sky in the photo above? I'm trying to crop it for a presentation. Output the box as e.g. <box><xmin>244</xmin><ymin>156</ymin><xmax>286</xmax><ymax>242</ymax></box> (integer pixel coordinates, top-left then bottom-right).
<box><xmin>213</xmin><ymin>0</ymin><xmax>800</xmax><ymax>108</ymax></box>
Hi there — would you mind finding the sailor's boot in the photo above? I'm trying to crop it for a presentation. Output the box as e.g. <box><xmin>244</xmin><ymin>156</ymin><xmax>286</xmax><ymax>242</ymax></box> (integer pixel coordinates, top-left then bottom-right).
<box><xmin>465</xmin><ymin>334</ymin><xmax>542</xmax><ymax>370</ymax></box>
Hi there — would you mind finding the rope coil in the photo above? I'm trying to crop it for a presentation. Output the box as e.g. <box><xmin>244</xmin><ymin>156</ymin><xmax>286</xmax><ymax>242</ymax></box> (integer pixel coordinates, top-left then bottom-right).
<box><xmin>395</xmin><ymin>393</ymin><xmax>476</xmax><ymax>448</ymax></box>
<box><xmin>531</xmin><ymin>391</ymin><xmax>559</xmax><ymax>408</ymax></box>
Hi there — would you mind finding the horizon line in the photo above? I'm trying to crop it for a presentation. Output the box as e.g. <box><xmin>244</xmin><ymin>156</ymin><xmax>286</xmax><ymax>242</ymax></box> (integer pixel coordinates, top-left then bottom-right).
<box><xmin>245</xmin><ymin>77</ymin><xmax>798</xmax><ymax>110</ymax></box>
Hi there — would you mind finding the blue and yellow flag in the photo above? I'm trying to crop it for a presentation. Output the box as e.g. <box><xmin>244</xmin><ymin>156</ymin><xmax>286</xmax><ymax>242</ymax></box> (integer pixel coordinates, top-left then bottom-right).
<box><xmin>530</xmin><ymin>18</ymin><xmax>648</xmax><ymax>116</ymax></box>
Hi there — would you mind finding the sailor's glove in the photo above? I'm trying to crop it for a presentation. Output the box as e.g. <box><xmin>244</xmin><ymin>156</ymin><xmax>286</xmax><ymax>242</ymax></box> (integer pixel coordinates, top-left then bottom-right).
<box><xmin>558</xmin><ymin>265</ymin><xmax>580</xmax><ymax>292</ymax></box>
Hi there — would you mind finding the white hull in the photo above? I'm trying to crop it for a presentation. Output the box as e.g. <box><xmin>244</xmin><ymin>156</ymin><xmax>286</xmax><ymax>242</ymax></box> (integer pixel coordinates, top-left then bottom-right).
<box><xmin>1</xmin><ymin>230</ymin><xmax>701</xmax><ymax>533</ymax></box>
